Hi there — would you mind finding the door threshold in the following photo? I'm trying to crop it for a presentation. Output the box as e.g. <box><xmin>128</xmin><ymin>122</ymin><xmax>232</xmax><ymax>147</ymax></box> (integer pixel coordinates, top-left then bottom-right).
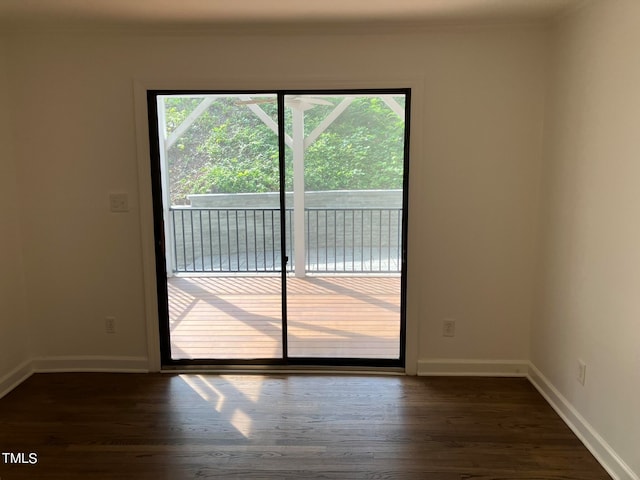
<box><xmin>161</xmin><ymin>364</ymin><xmax>405</xmax><ymax>376</ymax></box>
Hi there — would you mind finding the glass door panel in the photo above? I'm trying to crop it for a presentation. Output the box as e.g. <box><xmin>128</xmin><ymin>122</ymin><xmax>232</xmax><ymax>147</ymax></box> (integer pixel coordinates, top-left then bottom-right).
<box><xmin>283</xmin><ymin>93</ymin><xmax>408</xmax><ymax>360</ymax></box>
<box><xmin>155</xmin><ymin>93</ymin><xmax>284</xmax><ymax>360</ymax></box>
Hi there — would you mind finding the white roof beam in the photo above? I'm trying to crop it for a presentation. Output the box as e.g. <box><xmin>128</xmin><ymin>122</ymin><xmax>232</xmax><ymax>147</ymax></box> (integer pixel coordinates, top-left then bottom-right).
<box><xmin>239</xmin><ymin>96</ymin><xmax>293</xmax><ymax>148</ymax></box>
<box><xmin>165</xmin><ymin>97</ymin><xmax>215</xmax><ymax>149</ymax></box>
<box><xmin>304</xmin><ymin>97</ymin><xmax>354</xmax><ymax>149</ymax></box>
<box><xmin>381</xmin><ymin>95</ymin><xmax>405</xmax><ymax>119</ymax></box>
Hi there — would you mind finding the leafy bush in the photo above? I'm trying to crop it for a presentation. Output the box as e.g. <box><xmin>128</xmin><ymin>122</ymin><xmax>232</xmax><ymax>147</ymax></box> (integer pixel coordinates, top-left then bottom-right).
<box><xmin>165</xmin><ymin>96</ymin><xmax>405</xmax><ymax>204</ymax></box>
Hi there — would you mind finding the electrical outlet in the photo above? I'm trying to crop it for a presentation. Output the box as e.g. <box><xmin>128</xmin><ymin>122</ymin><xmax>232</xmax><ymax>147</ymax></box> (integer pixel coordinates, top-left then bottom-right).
<box><xmin>443</xmin><ymin>319</ymin><xmax>456</xmax><ymax>337</ymax></box>
<box><xmin>109</xmin><ymin>193</ymin><xmax>129</xmax><ymax>213</ymax></box>
<box><xmin>105</xmin><ymin>317</ymin><xmax>116</xmax><ymax>334</ymax></box>
<box><xmin>577</xmin><ymin>360</ymin><xmax>586</xmax><ymax>385</ymax></box>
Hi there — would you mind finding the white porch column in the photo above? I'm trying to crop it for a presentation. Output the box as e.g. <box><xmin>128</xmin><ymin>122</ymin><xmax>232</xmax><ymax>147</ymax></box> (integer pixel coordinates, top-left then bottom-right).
<box><xmin>292</xmin><ymin>106</ymin><xmax>306</xmax><ymax>278</ymax></box>
<box><xmin>157</xmin><ymin>97</ymin><xmax>175</xmax><ymax>277</ymax></box>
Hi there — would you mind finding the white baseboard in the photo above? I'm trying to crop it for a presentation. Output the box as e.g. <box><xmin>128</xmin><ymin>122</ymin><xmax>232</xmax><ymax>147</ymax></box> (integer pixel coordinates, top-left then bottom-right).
<box><xmin>417</xmin><ymin>358</ymin><xmax>529</xmax><ymax>376</ymax></box>
<box><xmin>528</xmin><ymin>363</ymin><xmax>638</xmax><ymax>480</ymax></box>
<box><xmin>32</xmin><ymin>355</ymin><xmax>149</xmax><ymax>373</ymax></box>
<box><xmin>0</xmin><ymin>356</ymin><xmax>150</xmax><ymax>399</ymax></box>
<box><xmin>0</xmin><ymin>359</ymin><xmax>33</xmax><ymax>399</ymax></box>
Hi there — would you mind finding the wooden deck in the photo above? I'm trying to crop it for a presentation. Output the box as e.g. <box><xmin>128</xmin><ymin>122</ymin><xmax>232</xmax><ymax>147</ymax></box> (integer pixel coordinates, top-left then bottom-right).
<box><xmin>168</xmin><ymin>275</ymin><xmax>401</xmax><ymax>360</ymax></box>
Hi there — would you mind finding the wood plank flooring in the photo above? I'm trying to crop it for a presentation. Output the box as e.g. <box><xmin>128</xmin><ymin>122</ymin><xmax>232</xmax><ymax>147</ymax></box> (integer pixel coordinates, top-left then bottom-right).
<box><xmin>0</xmin><ymin>374</ymin><xmax>611</xmax><ymax>479</ymax></box>
<box><xmin>168</xmin><ymin>276</ymin><xmax>401</xmax><ymax>360</ymax></box>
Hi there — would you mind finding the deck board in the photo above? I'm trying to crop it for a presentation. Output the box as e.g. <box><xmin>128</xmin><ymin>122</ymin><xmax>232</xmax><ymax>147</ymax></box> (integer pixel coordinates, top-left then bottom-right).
<box><xmin>168</xmin><ymin>276</ymin><xmax>400</xmax><ymax>360</ymax></box>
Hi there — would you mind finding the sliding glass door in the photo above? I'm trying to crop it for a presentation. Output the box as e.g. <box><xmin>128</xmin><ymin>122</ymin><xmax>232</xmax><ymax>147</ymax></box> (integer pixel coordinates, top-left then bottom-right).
<box><xmin>282</xmin><ymin>93</ymin><xmax>407</xmax><ymax>361</ymax></box>
<box><xmin>148</xmin><ymin>89</ymin><xmax>409</xmax><ymax>367</ymax></box>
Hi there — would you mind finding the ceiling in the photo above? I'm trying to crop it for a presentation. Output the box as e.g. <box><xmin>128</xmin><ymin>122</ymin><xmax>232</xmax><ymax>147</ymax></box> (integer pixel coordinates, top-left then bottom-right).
<box><xmin>0</xmin><ymin>0</ymin><xmax>586</xmax><ymax>28</ymax></box>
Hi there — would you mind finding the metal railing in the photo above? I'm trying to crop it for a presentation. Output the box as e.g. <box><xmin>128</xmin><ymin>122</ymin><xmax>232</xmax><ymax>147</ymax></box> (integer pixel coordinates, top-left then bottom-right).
<box><xmin>306</xmin><ymin>208</ymin><xmax>402</xmax><ymax>273</ymax></box>
<box><xmin>171</xmin><ymin>207</ymin><xmax>293</xmax><ymax>273</ymax></box>
<box><xmin>170</xmin><ymin>207</ymin><xmax>402</xmax><ymax>274</ymax></box>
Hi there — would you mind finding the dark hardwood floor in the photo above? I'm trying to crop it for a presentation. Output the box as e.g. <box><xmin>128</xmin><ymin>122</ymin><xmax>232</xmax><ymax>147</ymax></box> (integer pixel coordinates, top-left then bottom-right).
<box><xmin>0</xmin><ymin>374</ymin><xmax>610</xmax><ymax>479</ymax></box>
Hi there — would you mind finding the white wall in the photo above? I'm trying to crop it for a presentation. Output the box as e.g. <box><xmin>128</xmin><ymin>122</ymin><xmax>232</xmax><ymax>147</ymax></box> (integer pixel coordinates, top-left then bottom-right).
<box><xmin>0</xmin><ymin>36</ymin><xmax>31</xmax><ymax>392</ymax></box>
<box><xmin>533</xmin><ymin>0</ymin><xmax>640</xmax><ymax>477</ymax></box>
<box><xmin>6</xmin><ymin>25</ymin><xmax>546</xmax><ymax>371</ymax></box>
<box><xmin>417</xmin><ymin>29</ymin><xmax>545</xmax><ymax>368</ymax></box>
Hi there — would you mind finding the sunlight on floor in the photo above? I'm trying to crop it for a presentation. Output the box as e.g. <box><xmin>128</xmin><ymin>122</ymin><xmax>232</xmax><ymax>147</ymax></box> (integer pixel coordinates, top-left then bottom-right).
<box><xmin>179</xmin><ymin>374</ymin><xmax>267</xmax><ymax>438</ymax></box>
<box><xmin>180</xmin><ymin>374</ymin><xmax>226</xmax><ymax>412</ymax></box>
<box><xmin>229</xmin><ymin>409</ymin><xmax>253</xmax><ymax>438</ymax></box>
<box><xmin>220</xmin><ymin>375</ymin><xmax>265</xmax><ymax>403</ymax></box>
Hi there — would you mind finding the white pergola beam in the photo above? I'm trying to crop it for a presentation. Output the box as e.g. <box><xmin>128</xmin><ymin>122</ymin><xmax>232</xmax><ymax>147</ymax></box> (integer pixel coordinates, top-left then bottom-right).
<box><xmin>239</xmin><ymin>96</ymin><xmax>293</xmax><ymax>148</ymax></box>
<box><xmin>381</xmin><ymin>95</ymin><xmax>405</xmax><ymax>119</ymax></box>
<box><xmin>165</xmin><ymin>95</ymin><xmax>293</xmax><ymax>150</ymax></box>
<box><xmin>165</xmin><ymin>98</ymin><xmax>215</xmax><ymax>149</ymax></box>
<box><xmin>304</xmin><ymin>97</ymin><xmax>354</xmax><ymax>149</ymax></box>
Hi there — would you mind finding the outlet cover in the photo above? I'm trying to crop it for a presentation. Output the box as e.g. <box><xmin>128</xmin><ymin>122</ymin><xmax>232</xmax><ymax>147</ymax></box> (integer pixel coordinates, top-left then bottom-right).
<box><xmin>443</xmin><ymin>319</ymin><xmax>456</xmax><ymax>337</ymax></box>
<box><xmin>105</xmin><ymin>317</ymin><xmax>116</xmax><ymax>334</ymax></box>
<box><xmin>109</xmin><ymin>193</ymin><xmax>129</xmax><ymax>213</ymax></box>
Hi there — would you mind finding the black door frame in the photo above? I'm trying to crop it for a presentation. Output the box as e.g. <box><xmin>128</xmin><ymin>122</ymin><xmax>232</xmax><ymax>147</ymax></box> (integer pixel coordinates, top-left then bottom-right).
<box><xmin>147</xmin><ymin>88</ymin><xmax>411</xmax><ymax>368</ymax></box>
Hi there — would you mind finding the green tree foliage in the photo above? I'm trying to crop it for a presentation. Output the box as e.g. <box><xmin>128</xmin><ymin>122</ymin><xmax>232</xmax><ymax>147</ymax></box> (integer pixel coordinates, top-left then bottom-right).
<box><xmin>301</xmin><ymin>97</ymin><xmax>405</xmax><ymax>192</ymax></box>
<box><xmin>165</xmin><ymin>95</ymin><xmax>405</xmax><ymax>204</ymax></box>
